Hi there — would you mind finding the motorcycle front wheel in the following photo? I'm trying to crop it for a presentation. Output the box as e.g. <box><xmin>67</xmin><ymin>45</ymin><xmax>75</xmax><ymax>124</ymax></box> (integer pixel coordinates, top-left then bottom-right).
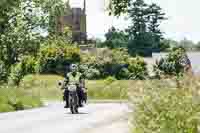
<box><xmin>69</xmin><ymin>94</ymin><xmax>79</xmax><ymax>114</ymax></box>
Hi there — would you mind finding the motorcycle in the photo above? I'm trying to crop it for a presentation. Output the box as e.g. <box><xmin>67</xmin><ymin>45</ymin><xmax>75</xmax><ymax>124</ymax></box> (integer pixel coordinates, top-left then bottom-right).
<box><xmin>58</xmin><ymin>80</ymin><xmax>87</xmax><ymax>114</ymax></box>
<box><xmin>68</xmin><ymin>83</ymin><xmax>79</xmax><ymax>114</ymax></box>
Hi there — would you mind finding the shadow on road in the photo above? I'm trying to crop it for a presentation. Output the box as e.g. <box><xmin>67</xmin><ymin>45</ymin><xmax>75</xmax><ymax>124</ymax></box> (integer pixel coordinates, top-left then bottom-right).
<box><xmin>64</xmin><ymin>112</ymin><xmax>89</xmax><ymax>115</ymax></box>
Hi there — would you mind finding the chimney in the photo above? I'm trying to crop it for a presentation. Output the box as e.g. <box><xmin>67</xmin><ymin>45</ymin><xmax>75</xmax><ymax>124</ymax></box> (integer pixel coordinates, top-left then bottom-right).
<box><xmin>66</xmin><ymin>0</ymin><xmax>70</xmax><ymax>9</ymax></box>
<box><xmin>83</xmin><ymin>0</ymin><xmax>86</xmax><ymax>14</ymax></box>
<box><xmin>67</xmin><ymin>0</ymin><xmax>70</xmax><ymax>6</ymax></box>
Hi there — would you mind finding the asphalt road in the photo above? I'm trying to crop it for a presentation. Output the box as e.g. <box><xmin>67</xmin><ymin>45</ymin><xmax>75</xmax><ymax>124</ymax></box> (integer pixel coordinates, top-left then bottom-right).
<box><xmin>0</xmin><ymin>102</ymin><xmax>129</xmax><ymax>133</ymax></box>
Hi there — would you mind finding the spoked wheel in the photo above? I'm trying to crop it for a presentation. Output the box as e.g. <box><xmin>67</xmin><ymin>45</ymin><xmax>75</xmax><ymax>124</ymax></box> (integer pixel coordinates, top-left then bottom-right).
<box><xmin>69</xmin><ymin>98</ymin><xmax>79</xmax><ymax>114</ymax></box>
<box><xmin>70</xmin><ymin>104</ymin><xmax>78</xmax><ymax>114</ymax></box>
<box><xmin>70</xmin><ymin>104</ymin><xmax>74</xmax><ymax>114</ymax></box>
<box><xmin>74</xmin><ymin>105</ymin><xmax>78</xmax><ymax>114</ymax></box>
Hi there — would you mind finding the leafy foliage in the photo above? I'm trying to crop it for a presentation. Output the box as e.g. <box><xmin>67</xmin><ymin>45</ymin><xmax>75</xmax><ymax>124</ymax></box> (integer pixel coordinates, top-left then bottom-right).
<box><xmin>154</xmin><ymin>47</ymin><xmax>191</xmax><ymax>77</ymax></box>
<box><xmin>116</xmin><ymin>68</ymin><xmax>130</xmax><ymax>80</ymax></box>
<box><xmin>9</xmin><ymin>56</ymin><xmax>37</xmax><ymax>85</ymax></box>
<box><xmin>0</xmin><ymin>0</ymin><xmax>42</xmax><ymax>67</ymax></box>
<box><xmin>84</xmin><ymin>68</ymin><xmax>101</xmax><ymax>80</ymax></box>
<box><xmin>128</xmin><ymin>57</ymin><xmax>148</xmax><ymax>80</ymax></box>
<box><xmin>81</xmin><ymin>48</ymin><xmax>148</xmax><ymax>80</ymax></box>
<box><xmin>108</xmin><ymin>0</ymin><xmax>131</xmax><ymax>16</ymax></box>
<box><xmin>38</xmin><ymin>36</ymin><xmax>81</xmax><ymax>75</ymax></box>
<box><xmin>100</xmin><ymin>27</ymin><xmax>128</xmax><ymax>49</ymax></box>
<box><xmin>0</xmin><ymin>0</ymin><xmax>67</xmax><ymax>74</ymax></box>
<box><xmin>81</xmin><ymin>48</ymin><xmax>129</xmax><ymax>79</ymax></box>
<box><xmin>129</xmin><ymin>77</ymin><xmax>200</xmax><ymax>133</ymax></box>
<box><xmin>127</xmin><ymin>0</ymin><xmax>166</xmax><ymax>57</ymax></box>
<box><xmin>0</xmin><ymin>60</ymin><xmax>8</xmax><ymax>82</ymax></box>
<box><xmin>35</xmin><ymin>0</ymin><xmax>68</xmax><ymax>34</ymax></box>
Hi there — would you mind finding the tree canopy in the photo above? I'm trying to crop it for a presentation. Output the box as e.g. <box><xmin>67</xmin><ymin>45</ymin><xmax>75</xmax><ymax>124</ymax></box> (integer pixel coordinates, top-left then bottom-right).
<box><xmin>0</xmin><ymin>0</ymin><xmax>67</xmax><ymax>72</ymax></box>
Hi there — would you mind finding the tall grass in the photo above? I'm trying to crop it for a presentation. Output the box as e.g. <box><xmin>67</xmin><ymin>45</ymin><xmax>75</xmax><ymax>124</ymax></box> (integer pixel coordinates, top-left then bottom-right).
<box><xmin>128</xmin><ymin>75</ymin><xmax>200</xmax><ymax>133</ymax></box>
<box><xmin>20</xmin><ymin>74</ymin><xmax>129</xmax><ymax>100</ymax></box>
<box><xmin>20</xmin><ymin>74</ymin><xmax>63</xmax><ymax>100</ymax></box>
<box><xmin>0</xmin><ymin>85</ymin><xmax>42</xmax><ymax>113</ymax></box>
<box><xmin>86</xmin><ymin>79</ymin><xmax>128</xmax><ymax>100</ymax></box>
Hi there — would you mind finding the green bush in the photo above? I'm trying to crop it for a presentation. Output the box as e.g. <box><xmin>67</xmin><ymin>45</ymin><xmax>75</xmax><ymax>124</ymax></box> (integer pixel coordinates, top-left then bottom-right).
<box><xmin>116</xmin><ymin>67</ymin><xmax>130</xmax><ymax>80</ymax></box>
<box><xmin>154</xmin><ymin>47</ymin><xmax>190</xmax><ymax>77</ymax></box>
<box><xmin>0</xmin><ymin>60</ymin><xmax>8</xmax><ymax>82</ymax></box>
<box><xmin>9</xmin><ymin>63</ymin><xmax>25</xmax><ymax>85</ymax></box>
<box><xmin>129</xmin><ymin>77</ymin><xmax>200</xmax><ymax>133</ymax></box>
<box><xmin>81</xmin><ymin>49</ymin><xmax>148</xmax><ymax>80</ymax></box>
<box><xmin>38</xmin><ymin>38</ymin><xmax>80</xmax><ymax>75</ymax></box>
<box><xmin>81</xmin><ymin>48</ymin><xmax>131</xmax><ymax>79</ymax></box>
<box><xmin>104</xmin><ymin>76</ymin><xmax>116</xmax><ymax>85</ymax></box>
<box><xmin>128</xmin><ymin>57</ymin><xmax>148</xmax><ymax>80</ymax></box>
<box><xmin>84</xmin><ymin>68</ymin><xmax>101</xmax><ymax>80</ymax></box>
<box><xmin>8</xmin><ymin>56</ymin><xmax>37</xmax><ymax>85</ymax></box>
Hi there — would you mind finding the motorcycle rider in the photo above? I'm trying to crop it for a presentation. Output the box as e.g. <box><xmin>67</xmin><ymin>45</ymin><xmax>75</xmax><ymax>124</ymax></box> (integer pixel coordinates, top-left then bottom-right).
<box><xmin>61</xmin><ymin>64</ymin><xmax>86</xmax><ymax>108</ymax></box>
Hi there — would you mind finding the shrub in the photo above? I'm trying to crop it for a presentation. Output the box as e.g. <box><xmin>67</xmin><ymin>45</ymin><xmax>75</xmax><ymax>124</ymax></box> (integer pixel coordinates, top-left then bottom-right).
<box><xmin>9</xmin><ymin>63</ymin><xmax>24</xmax><ymax>85</ymax></box>
<box><xmin>81</xmin><ymin>48</ymin><xmax>149</xmax><ymax>80</ymax></box>
<box><xmin>116</xmin><ymin>67</ymin><xmax>130</xmax><ymax>80</ymax></box>
<box><xmin>0</xmin><ymin>60</ymin><xmax>8</xmax><ymax>82</ymax></box>
<box><xmin>23</xmin><ymin>56</ymin><xmax>38</xmax><ymax>74</ymax></box>
<box><xmin>104</xmin><ymin>76</ymin><xmax>116</xmax><ymax>85</ymax></box>
<box><xmin>128</xmin><ymin>57</ymin><xmax>148</xmax><ymax>80</ymax></box>
<box><xmin>38</xmin><ymin>38</ymin><xmax>80</xmax><ymax>75</ymax></box>
<box><xmin>84</xmin><ymin>67</ymin><xmax>101</xmax><ymax>80</ymax></box>
<box><xmin>154</xmin><ymin>47</ymin><xmax>191</xmax><ymax>77</ymax></box>
<box><xmin>81</xmin><ymin>48</ymin><xmax>130</xmax><ymax>79</ymax></box>
<box><xmin>129</xmin><ymin>76</ymin><xmax>200</xmax><ymax>133</ymax></box>
<box><xmin>8</xmin><ymin>56</ymin><xmax>37</xmax><ymax>85</ymax></box>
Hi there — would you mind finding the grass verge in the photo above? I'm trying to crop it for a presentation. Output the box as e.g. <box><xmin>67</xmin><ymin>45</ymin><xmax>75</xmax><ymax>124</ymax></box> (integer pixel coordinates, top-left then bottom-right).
<box><xmin>0</xmin><ymin>85</ymin><xmax>42</xmax><ymax>113</ymax></box>
<box><xmin>129</xmin><ymin>76</ymin><xmax>200</xmax><ymax>133</ymax></box>
<box><xmin>20</xmin><ymin>74</ymin><xmax>129</xmax><ymax>100</ymax></box>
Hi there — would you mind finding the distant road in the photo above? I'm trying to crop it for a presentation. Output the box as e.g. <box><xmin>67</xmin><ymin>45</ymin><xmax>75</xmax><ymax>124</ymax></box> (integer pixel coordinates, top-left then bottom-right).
<box><xmin>0</xmin><ymin>102</ymin><xmax>129</xmax><ymax>133</ymax></box>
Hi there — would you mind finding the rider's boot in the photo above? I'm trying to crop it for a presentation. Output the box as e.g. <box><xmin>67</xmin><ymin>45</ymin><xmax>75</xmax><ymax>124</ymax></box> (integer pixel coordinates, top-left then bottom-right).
<box><xmin>64</xmin><ymin>101</ymin><xmax>69</xmax><ymax>108</ymax></box>
<box><xmin>78</xmin><ymin>99</ymin><xmax>83</xmax><ymax>107</ymax></box>
<box><xmin>83</xmin><ymin>92</ymin><xmax>87</xmax><ymax>103</ymax></box>
<box><xmin>64</xmin><ymin>90</ymin><xmax>69</xmax><ymax>108</ymax></box>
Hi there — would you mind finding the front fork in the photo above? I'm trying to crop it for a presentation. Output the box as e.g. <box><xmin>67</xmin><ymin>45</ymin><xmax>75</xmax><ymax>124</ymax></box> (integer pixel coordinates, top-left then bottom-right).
<box><xmin>69</xmin><ymin>91</ymin><xmax>79</xmax><ymax>106</ymax></box>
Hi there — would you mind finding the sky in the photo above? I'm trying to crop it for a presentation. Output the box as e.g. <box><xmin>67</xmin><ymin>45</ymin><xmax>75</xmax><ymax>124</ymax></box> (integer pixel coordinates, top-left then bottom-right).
<box><xmin>69</xmin><ymin>0</ymin><xmax>200</xmax><ymax>43</ymax></box>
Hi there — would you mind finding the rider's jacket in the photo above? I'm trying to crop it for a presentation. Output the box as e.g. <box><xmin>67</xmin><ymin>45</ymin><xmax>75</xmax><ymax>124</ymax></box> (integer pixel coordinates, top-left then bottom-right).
<box><xmin>67</xmin><ymin>72</ymin><xmax>82</xmax><ymax>85</ymax></box>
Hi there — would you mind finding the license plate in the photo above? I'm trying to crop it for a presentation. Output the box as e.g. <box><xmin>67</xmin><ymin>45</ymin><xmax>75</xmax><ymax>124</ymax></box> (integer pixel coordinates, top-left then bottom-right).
<box><xmin>82</xmin><ymin>88</ymin><xmax>87</xmax><ymax>93</ymax></box>
<box><xmin>68</xmin><ymin>85</ymin><xmax>77</xmax><ymax>91</ymax></box>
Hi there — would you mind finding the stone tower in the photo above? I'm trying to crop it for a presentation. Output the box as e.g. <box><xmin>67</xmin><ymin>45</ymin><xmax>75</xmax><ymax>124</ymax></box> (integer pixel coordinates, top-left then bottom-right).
<box><xmin>57</xmin><ymin>0</ymin><xmax>87</xmax><ymax>43</ymax></box>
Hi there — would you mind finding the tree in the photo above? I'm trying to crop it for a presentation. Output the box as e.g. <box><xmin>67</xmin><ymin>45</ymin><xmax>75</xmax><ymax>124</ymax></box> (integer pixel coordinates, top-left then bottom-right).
<box><xmin>0</xmin><ymin>0</ymin><xmax>42</xmax><ymax>67</ymax></box>
<box><xmin>0</xmin><ymin>0</ymin><xmax>66</xmax><ymax>73</ymax></box>
<box><xmin>147</xmin><ymin>4</ymin><xmax>166</xmax><ymax>51</ymax></box>
<box><xmin>101</xmin><ymin>27</ymin><xmax>128</xmax><ymax>49</ymax></box>
<box><xmin>35</xmin><ymin>0</ymin><xmax>67</xmax><ymax>35</ymax></box>
<box><xmin>127</xmin><ymin>0</ymin><xmax>166</xmax><ymax>56</ymax></box>
<box><xmin>196</xmin><ymin>41</ymin><xmax>200</xmax><ymax>51</ymax></box>
<box><xmin>159</xmin><ymin>39</ymin><xmax>171</xmax><ymax>51</ymax></box>
<box><xmin>108</xmin><ymin>0</ymin><xmax>131</xmax><ymax>16</ymax></box>
<box><xmin>179</xmin><ymin>38</ymin><xmax>195</xmax><ymax>51</ymax></box>
<box><xmin>166</xmin><ymin>39</ymin><xmax>179</xmax><ymax>48</ymax></box>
